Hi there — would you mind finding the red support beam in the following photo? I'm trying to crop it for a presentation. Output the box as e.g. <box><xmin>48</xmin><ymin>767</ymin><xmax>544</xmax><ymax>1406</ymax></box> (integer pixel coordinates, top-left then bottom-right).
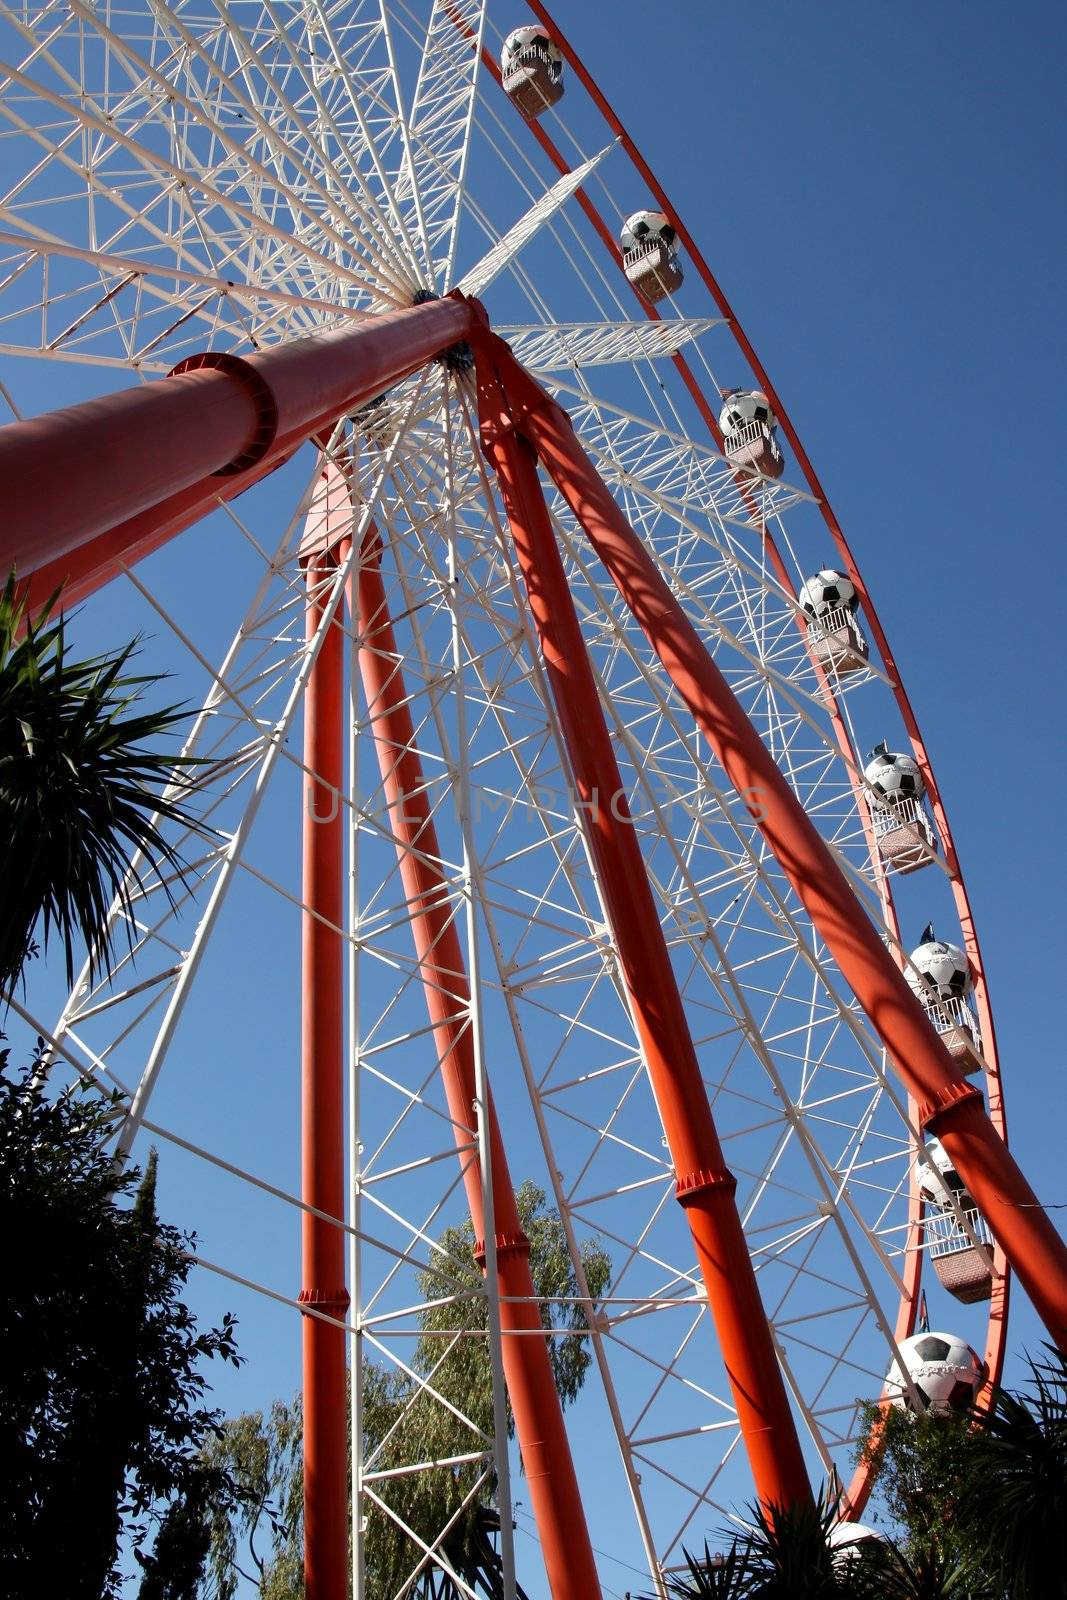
<box><xmin>354</xmin><ymin>529</ymin><xmax>602</xmax><ymax>1599</ymax></box>
<box><xmin>480</xmin><ymin>404</ymin><xmax>812</xmax><ymax>1513</ymax></box>
<box><xmin>298</xmin><ymin>545</ymin><xmax>350</xmax><ymax>1600</ymax></box>
<box><xmin>491</xmin><ymin>0</ymin><xmax>1012</xmax><ymax>1416</ymax></box>
<box><xmin>18</xmin><ymin>423</ymin><xmax>303</xmax><ymax>615</ymax></box>
<box><xmin>0</xmin><ymin>295</ymin><xmax>476</xmax><ymax>587</ymax></box>
<box><xmin>474</xmin><ymin>327</ymin><xmax>1067</xmax><ymax>1353</ymax></box>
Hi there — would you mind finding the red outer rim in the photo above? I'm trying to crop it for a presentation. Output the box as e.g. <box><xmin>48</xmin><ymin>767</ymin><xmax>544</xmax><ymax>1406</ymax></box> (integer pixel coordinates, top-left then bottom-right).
<box><xmin>474</xmin><ymin>0</ymin><xmax>1010</xmax><ymax>1508</ymax></box>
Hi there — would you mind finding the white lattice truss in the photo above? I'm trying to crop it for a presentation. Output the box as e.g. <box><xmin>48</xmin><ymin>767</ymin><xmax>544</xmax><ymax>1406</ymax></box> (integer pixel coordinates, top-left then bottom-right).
<box><xmin>0</xmin><ymin>2</ymin><xmax>999</xmax><ymax>1594</ymax></box>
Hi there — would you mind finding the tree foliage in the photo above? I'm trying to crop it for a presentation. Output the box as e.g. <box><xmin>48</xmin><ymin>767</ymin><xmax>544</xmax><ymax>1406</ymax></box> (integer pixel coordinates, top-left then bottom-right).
<box><xmin>657</xmin><ymin>1539</ymin><xmax>757</xmax><ymax>1597</ymax></box>
<box><xmin>203</xmin><ymin>1182</ymin><xmax>611</xmax><ymax>1597</ymax></box>
<box><xmin>846</xmin><ymin>1351</ymin><xmax>1067</xmax><ymax>1599</ymax></box>
<box><xmin>0</xmin><ymin>1043</ymin><xmax>243</xmax><ymax>1599</ymax></box>
<box><xmin>200</xmin><ymin>1400</ymin><xmax>304</xmax><ymax>1600</ymax></box>
<box><xmin>415</xmin><ymin>1180</ymin><xmax>612</xmax><ymax>1420</ymax></box>
<box><xmin>647</xmin><ymin>1360</ymin><xmax>1067</xmax><ymax>1600</ymax></box>
<box><xmin>855</xmin><ymin>1402</ymin><xmax>986</xmax><ymax>1571</ymax></box>
<box><xmin>363</xmin><ymin>1180</ymin><xmax>610</xmax><ymax>1595</ymax></box>
<box><xmin>737</xmin><ymin>1491</ymin><xmax>876</xmax><ymax>1597</ymax></box>
<box><xmin>0</xmin><ymin>574</ymin><xmax>201</xmax><ymax>989</ymax></box>
<box><xmin>952</xmin><ymin>1348</ymin><xmax>1067</xmax><ymax>1600</ymax></box>
<box><xmin>135</xmin><ymin>1468</ymin><xmax>219</xmax><ymax>1600</ymax></box>
<box><xmin>880</xmin><ymin>1541</ymin><xmax>996</xmax><ymax>1600</ymax></box>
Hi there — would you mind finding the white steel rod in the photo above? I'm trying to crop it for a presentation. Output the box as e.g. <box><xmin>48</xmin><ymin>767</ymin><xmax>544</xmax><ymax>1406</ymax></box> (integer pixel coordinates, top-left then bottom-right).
<box><xmin>115</xmin><ymin>399</ymin><xmax>425</xmax><ymax>1152</ymax></box>
<box><xmin>444</xmin><ymin>380</ymin><xmax>518</xmax><ymax>1598</ymax></box>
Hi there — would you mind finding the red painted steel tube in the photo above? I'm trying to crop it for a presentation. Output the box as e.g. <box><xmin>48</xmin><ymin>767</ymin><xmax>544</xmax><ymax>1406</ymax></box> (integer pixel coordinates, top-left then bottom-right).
<box><xmin>475</xmin><ymin>330</ymin><xmax>1067</xmax><ymax>1352</ymax></box>
<box><xmin>354</xmin><ymin>531</ymin><xmax>602</xmax><ymax>1599</ymax></box>
<box><xmin>298</xmin><ymin>549</ymin><xmax>350</xmax><ymax>1600</ymax></box>
<box><xmin>514</xmin><ymin>0</ymin><xmax>1014</xmax><ymax>1407</ymax></box>
<box><xmin>19</xmin><ymin>428</ymin><xmax>304</xmax><ymax>615</ymax></box>
<box><xmin>453</xmin><ymin>12</ymin><xmax>952</xmax><ymax>1450</ymax></box>
<box><xmin>0</xmin><ymin>296</ymin><xmax>476</xmax><ymax>581</ymax></box>
<box><xmin>482</xmin><ymin>411</ymin><xmax>813</xmax><ymax>1513</ymax></box>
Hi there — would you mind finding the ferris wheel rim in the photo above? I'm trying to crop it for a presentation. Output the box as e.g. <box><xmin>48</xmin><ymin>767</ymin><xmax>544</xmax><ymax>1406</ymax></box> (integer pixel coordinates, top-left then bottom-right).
<box><xmin>0</xmin><ymin>0</ymin><xmax>1017</xmax><ymax>1574</ymax></box>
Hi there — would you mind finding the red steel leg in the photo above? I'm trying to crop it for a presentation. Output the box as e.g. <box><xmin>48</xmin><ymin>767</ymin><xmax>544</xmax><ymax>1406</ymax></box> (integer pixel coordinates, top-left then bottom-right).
<box><xmin>299</xmin><ymin>547</ymin><xmax>350</xmax><ymax>1600</ymax></box>
<box><xmin>354</xmin><ymin>531</ymin><xmax>602</xmax><ymax>1598</ymax></box>
<box><xmin>475</xmin><ymin>332</ymin><xmax>1067</xmax><ymax>1352</ymax></box>
<box><xmin>18</xmin><ymin>423</ymin><xmax>306</xmax><ymax>615</ymax></box>
<box><xmin>482</xmin><ymin>417</ymin><xmax>812</xmax><ymax>1513</ymax></box>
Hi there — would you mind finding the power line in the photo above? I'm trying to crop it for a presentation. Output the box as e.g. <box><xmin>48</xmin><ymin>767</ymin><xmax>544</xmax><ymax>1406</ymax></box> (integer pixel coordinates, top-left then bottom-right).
<box><xmin>513</xmin><ymin>1506</ymin><xmax>653</xmax><ymax>1584</ymax></box>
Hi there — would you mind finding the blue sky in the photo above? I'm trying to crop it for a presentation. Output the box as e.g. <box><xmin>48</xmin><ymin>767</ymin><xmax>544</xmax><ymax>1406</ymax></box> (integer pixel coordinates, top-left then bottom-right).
<box><xmin>5</xmin><ymin>1</ymin><xmax>1066</xmax><ymax>1592</ymax></box>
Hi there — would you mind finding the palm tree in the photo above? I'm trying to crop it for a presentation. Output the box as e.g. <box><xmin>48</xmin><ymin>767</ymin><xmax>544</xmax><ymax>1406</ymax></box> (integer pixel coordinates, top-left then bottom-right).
<box><xmin>955</xmin><ymin>1346</ymin><xmax>1067</xmax><ymax>1600</ymax></box>
<box><xmin>739</xmin><ymin>1493</ymin><xmax>888</xmax><ymax>1598</ymax></box>
<box><xmin>655</xmin><ymin>1539</ymin><xmax>756</xmax><ymax>1597</ymax></box>
<box><xmin>879</xmin><ymin>1541</ymin><xmax>994</xmax><ymax>1600</ymax></box>
<box><xmin>0</xmin><ymin>575</ymin><xmax>200</xmax><ymax>990</ymax></box>
<box><xmin>638</xmin><ymin>1351</ymin><xmax>1066</xmax><ymax>1600</ymax></box>
<box><xmin>642</xmin><ymin>1491</ymin><xmax>890</xmax><ymax>1599</ymax></box>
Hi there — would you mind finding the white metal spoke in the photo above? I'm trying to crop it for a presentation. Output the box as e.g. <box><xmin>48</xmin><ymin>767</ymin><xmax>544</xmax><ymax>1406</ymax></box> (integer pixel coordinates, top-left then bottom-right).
<box><xmin>457</xmin><ymin>143</ymin><xmax>612</xmax><ymax>299</ymax></box>
<box><xmin>396</xmin><ymin>0</ymin><xmax>486</xmax><ymax>289</ymax></box>
<box><xmin>498</xmin><ymin>315</ymin><xmax>725</xmax><ymax>371</ymax></box>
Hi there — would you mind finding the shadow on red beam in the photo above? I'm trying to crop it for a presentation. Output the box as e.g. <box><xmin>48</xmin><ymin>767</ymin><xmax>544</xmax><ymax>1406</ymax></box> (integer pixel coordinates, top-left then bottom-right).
<box><xmin>470</xmin><ymin>323</ymin><xmax>1067</xmax><ymax>1355</ymax></box>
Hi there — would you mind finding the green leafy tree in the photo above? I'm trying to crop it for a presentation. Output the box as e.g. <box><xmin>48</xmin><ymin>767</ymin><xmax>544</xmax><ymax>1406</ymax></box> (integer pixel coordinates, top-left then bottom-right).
<box><xmin>0</xmin><ymin>574</ymin><xmax>200</xmax><ymax>989</ymax></box>
<box><xmin>414</xmin><ymin>1180</ymin><xmax>612</xmax><ymax>1416</ymax></box>
<box><xmin>855</xmin><ymin>1351</ymin><xmax>1067</xmax><ymax>1597</ymax></box>
<box><xmin>200</xmin><ymin>1400</ymin><xmax>304</xmax><ymax>1600</ymax></box>
<box><xmin>135</xmin><ymin>1468</ymin><xmax>219</xmax><ymax>1600</ymax></box>
<box><xmin>855</xmin><ymin>1403</ymin><xmax>987</xmax><ymax>1572</ymax></box>
<box><xmin>364</xmin><ymin>1181</ymin><xmax>610</xmax><ymax>1595</ymax></box>
<box><xmin>0</xmin><ymin>1044</ymin><xmax>243</xmax><ymax>1599</ymax></box>
<box><xmin>203</xmin><ymin>1183</ymin><xmax>611</xmax><ymax>1598</ymax></box>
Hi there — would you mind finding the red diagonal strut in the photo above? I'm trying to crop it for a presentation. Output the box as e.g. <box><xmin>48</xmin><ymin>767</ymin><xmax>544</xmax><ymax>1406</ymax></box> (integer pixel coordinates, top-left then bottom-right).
<box><xmin>479</xmin><ymin>389</ymin><xmax>814</xmax><ymax>1513</ymax></box>
<box><xmin>473</xmin><ymin>325</ymin><xmax>1067</xmax><ymax>1353</ymax></box>
<box><xmin>353</xmin><ymin>524</ymin><xmax>603</xmax><ymax>1599</ymax></box>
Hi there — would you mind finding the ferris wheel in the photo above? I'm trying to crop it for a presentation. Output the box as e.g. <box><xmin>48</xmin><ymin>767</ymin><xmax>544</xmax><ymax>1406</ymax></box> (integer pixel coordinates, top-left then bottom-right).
<box><xmin>2</xmin><ymin>4</ymin><xmax>1064</xmax><ymax>1598</ymax></box>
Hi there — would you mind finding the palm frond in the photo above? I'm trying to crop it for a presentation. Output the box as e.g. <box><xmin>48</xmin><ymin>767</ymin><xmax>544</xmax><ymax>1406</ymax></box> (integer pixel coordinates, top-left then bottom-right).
<box><xmin>879</xmin><ymin>1539</ymin><xmax>995</xmax><ymax>1600</ymax></box>
<box><xmin>956</xmin><ymin>1345</ymin><xmax>1067</xmax><ymax>1599</ymax></box>
<box><xmin>0</xmin><ymin>574</ymin><xmax>208</xmax><ymax>989</ymax></box>
<box><xmin>646</xmin><ymin>1538</ymin><xmax>756</xmax><ymax>1597</ymax></box>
